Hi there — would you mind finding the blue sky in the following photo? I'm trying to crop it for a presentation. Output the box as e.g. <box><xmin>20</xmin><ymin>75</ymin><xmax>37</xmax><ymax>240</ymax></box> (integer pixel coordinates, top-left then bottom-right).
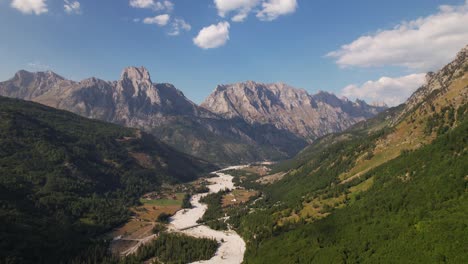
<box><xmin>1</xmin><ymin>0</ymin><xmax>467</xmax><ymax>105</ymax></box>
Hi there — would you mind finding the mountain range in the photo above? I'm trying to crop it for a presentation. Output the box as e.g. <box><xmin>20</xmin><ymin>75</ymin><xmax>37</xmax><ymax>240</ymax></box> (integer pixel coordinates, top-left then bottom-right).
<box><xmin>0</xmin><ymin>67</ymin><xmax>385</xmax><ymax>165</ymax></box>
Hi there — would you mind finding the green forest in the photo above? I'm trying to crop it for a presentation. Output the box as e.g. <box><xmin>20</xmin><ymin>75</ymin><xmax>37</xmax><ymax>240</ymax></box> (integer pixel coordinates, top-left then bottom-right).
<box><xmin>0</xmin><ymin>97</ymin><xmax>215</xmax><ymax>263</ymax></box>
<box><xmin>118</xmin><ymin>233</ymin><xmax>218</xmax><ymax>264</ymax></box>
<box><xmin>232</xmin><ymin>105</ymin><xmax>468</xmax><ymax>263</ymax></box>
<box><xmin>198</xmin><ymin>190</ymin><xmax>229</xmax><ymax>230</ymax></box>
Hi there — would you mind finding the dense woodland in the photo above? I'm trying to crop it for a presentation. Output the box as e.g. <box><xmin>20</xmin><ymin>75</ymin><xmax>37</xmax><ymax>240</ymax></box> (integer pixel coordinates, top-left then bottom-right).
<box><xmin>0</xmin><ymin>97</ymin><xmax>214</xmax><ymax>263</ymax></box>
<box><xmin>198</xmin><ymin>190</ymin><xmax>229</xmax><ymax>230</ymax></box>
<box><xmin>231</xmin><ymin>103</ymin><xmax>468</xmax><ymax>263</ymax></box>
<box><xmin>118</xmin><ymin>233</ymin><xmax>218</xmax><ymax>264</ymax></box>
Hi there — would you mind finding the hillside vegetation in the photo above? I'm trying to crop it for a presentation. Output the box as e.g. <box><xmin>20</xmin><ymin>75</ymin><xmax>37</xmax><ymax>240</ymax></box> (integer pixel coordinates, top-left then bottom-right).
<box><xmin>0</xmin><ymin>96</ymin><xmax>215</xmax><ymax>263</ymax></box>
<box><xmin>230</xmin><ymin>46</ymin><xmax>468</xmax><ymax>263</ymax></box>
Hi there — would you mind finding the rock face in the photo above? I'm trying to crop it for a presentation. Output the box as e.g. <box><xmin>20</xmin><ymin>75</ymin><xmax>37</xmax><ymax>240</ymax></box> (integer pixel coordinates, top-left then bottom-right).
<box><xmin>393</xmin><ymin>44</ymin><xmax>468</xmax><ymax>124</ymax></box>
<box><xmin>0</xmin><ymin>66</ymin><xmax>386</xmax><ymax>164</ymax></box>
<box><xmin>201</xmin><ymin>81</ymin><xmax>386</xmax><ymax>140</ymax></box>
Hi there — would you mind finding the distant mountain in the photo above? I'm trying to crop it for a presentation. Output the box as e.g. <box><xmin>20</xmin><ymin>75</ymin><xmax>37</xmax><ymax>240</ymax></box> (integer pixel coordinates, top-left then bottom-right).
<box><xmin>0</xmin><ymin>96</ymin><xmax>216</xmax><ymax>263</ymax></box>
<box><xmin>201</xmin><ymin>81</ymin><xmax>386</xmax><ymax>140</ymax></box>
<box><xmin>0</xmin><ymin>67</ymin><xmax>385</xmax><ymax>165</ymax></box>
<box><xmin>0</xmin><ymin>67</ymin><xmax>309</xmax><ymax>165</ymax></box>
<box><xmin>235</xmin><ymin>45</ymin><xmax>468</xmax><ymax>263</ymax></box>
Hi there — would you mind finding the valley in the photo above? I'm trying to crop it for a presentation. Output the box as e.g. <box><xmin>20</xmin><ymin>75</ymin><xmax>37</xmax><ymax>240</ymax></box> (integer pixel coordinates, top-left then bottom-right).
<box><xmin>108</xmin><ymin>45</ymin><xmax>468</xmax><ymax>263</ymax></box>
<box><xmin>4</xmin><ymin>0</ymin><xmax>468</xmax><ymax>262</ymax></box>
<box><xmin>110</xmin><ymin>166</ymin><xmax>251</xmax><ymax>263</ymax></box>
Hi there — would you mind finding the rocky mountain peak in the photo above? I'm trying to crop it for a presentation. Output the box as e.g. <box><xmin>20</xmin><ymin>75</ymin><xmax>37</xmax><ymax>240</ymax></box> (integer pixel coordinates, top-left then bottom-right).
<box><xmin>120</xmin><ymin>66</ymin><xmax>152</xmax><ymax>82</ymax></box>
<box><xmin>202</xmin><ymin>81</ymin><xmax>386</xmax><ymax>139</ymax></box>
<box><xmin>13</xmin><ymin>70</ymin><xmax>64</xmax><ymax>83</ymax></box>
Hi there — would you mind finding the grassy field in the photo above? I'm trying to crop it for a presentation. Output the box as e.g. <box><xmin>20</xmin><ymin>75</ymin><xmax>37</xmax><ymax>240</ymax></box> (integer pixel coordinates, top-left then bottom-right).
<box><xmin>109</xmin><ymin>191</ymin><xmax>186</xmax><ymax>255</ymax></box>
<box><xmin>140</xmin><ymin>193</ymin><xmax>185</xmax><ymax>206</ymax></box>
<box><xmin>222</xmin><ymin>189</ymin><xmax>258</xmax><ymax>207</ymax></box>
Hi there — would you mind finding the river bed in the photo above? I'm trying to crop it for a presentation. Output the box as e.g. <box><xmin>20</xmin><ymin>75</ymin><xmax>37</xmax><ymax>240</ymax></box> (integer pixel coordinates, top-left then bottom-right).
<box><xmin>168</xmin><ymin>166</ymin><xmax>247</xmax><ymax>264</ymax></box>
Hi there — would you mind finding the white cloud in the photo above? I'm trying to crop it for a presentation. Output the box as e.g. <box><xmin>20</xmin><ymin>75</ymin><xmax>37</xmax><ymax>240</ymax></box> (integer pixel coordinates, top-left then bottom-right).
<box><xmin>341</xmin><ymin>73</ymin><xmax>427</xmax><ymax>106</ymax></box>
<box><xmin>11</xmin><ymin>0</ymin><xmax>48</xmax><ymax>15</ymax></box>
<box><xmin>27</xmin><ymin>61</ymin><xmax>51</xmax><ymax>71</ymax></box>
<box><xmin>213</xmin><ymin>0</ymin><xmax>297</xmax><ymax>22</ymax></box>
<box><xmin>193</xmin><ymin>21</ymin><xmax>230</xmax><ymax>49</ymax></box>
<box><xmin>168</xmin><ymin>18</ymin><xmax>191</xmax><ymax>36</ymax></box>
<box><xmin>154</xmin><ymin>0</ymin><xmax>173</xmax><ymax>12</ymax></box>
<box><xmin>327</xmin><ymin>1</ymin><xmax>468</xmax><ymax>71</ymax></box>
<box><xmin>64</xmin><ymin>0</ymin><xmax>81</xmax><ymax>15</ymax></box>
<box><xmin>214</xmin><ymin>0</ymin><xmax>260</xmax><ymax>22</ymax></box>
<box><xmin>143</xmin><ymin>14</ymin><xmax>170</xmax><ymax>26</ymax></box>
<box><xmin>129</xmin><ymin>0</ymin><xmax>173</xmax><ymax>12</ymax></box>
<box><xmin>256</xmin><ymin>0</ymin><xmax>297</xmax><ymax>21</ymax></box>
<box><xmin>130</xmin><ymin>0</ymin><xmax>154</xmax><ymax>8</ymax></box>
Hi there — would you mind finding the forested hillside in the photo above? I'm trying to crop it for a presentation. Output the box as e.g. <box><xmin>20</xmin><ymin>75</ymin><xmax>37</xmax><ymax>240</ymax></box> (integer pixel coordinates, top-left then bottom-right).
<box><xmin>0</xmin><ymin>96</ymin><xmax>216</xmax><ymax>263</ymax></box>
<box><xmin>241</xmin><ymin>114</ymin><xmax>467</xmax><ymax>263</ymax></box>
<box><xmin>229</xmin><ymin>46</ymin><xmax>468</xmax><ymax>263</ymax></box>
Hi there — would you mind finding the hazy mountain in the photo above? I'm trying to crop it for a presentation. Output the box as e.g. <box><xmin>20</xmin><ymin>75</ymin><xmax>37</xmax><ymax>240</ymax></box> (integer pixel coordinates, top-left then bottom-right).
<box><xmin>201</xmin><ymin>81</ymin><xmax>386</xmax><ymax>140</ymax></box>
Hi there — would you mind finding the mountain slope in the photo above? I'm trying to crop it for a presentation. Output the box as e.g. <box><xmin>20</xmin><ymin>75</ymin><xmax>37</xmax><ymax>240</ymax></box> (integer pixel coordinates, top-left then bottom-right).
<box><xmin>0</xmin><ymin>96</ymin><xmax>216</xmax><ymax>263</ymax></box>
<box><xmin>231</xmin><ymin>45</ymin><xmax>468</xmax><ymax>263</ymax></box>
<box><xmin>245</xmin><ymin>120</ymin><xmax>467</xmax><ymax>263</ymax></box>
<box><xmin>0</xmin><ymin>67</ymin><xmax>308</xmax><ymax>165</ymax></box>
<box><xmin>201</xmin><ymin>81</ymin><xmax>386</xmax><ymax>140</ymax></box>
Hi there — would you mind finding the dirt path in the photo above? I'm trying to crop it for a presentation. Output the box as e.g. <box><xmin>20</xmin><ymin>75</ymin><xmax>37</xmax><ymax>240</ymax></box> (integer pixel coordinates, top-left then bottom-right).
<box><xmin>120</xmin><ymin>234</ymin><xmax>158</xmax><ymax>256</ymax></box>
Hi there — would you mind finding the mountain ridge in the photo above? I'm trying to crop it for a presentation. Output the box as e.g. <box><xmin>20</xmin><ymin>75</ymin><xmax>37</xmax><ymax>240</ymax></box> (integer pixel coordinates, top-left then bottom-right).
<box><xmin>0</xmin><ymin>67</ymin><xmax>386</xmax><ymax>164</ymax></box>
<box><xmin>201</xmin><ymin>81</ymin><xmax>386</xmax><ymax>140</ymax></box>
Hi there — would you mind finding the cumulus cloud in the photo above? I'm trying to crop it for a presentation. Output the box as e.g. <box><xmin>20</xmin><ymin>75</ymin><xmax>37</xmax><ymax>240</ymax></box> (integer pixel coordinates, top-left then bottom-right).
<box><xmin>129</xmin><ymin>0</ymin><xmax>173</xmax><ymax>12</ymax></box>
<box><xmin>327</xmin><ymin>1</ymin><xmax>468</xmax><ymax>71</ymax></box>
<box><xmin>213</xmin><ymin>0</ymin><xmax>297</xmax><ymax>22</ymax></box>
<box><xmin>214</xmin><ymin>0</ymin><xmax>260</xmax><ymax>22</ymax></box>
<box><xmin>168</xmin><ymin>18</ymin><xmax>191</xmax><ymax>36</ymax></box>
<box><xmin>341</xmin><ymin>73</ymin><xmax>427</xmax><ymax>106</ymax></box>
<box><xmin>11</xmin><ymin>0</ymin><xmax>48</xmax><ymax>15</ymax></box>
<box><xmin>130</xmin><ymin>0</ymin><xmax>154</xmax><ymax>8</ymax></box>
<box><xmin>193</xmin><ymin>21</ymin><xmax>230</xmax><ymax>49</ymax></box>
<box><xmin>143</xmin><ymin>14</ymin><xmax>170</xmax><ymax>26</ymax></box>
<box><xmin>256</xmin><ymin>0</ymin><xmax>297</xmax><ymax>21</ymax></box>
<box><xmin>64</xmin><ymin>0</ymin><xmax>81</xmax><ymax>15</ymax></box>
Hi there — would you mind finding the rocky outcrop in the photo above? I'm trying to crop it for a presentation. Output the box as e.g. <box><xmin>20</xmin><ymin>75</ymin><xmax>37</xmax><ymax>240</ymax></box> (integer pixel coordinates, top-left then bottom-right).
<box><xmin>201</xmin><ymin>82</ymin><xmax>386</xmax><ymax>140</ymax></box>
<box><xmin>393</xmin><ymin>44</ymin><xmax>468</xmax><ymax>123</ymax></box>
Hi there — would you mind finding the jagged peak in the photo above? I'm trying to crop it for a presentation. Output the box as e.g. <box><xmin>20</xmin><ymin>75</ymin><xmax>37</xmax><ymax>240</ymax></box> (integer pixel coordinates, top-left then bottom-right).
<box><xmin>13</xmin><ymin>70</ymin><xmax>64</xmax><ymax>82</ymax></box>
<box><xmin>13</xmin><ymin>69</ymin><xmax>33</xmax><ymax>79</ymax></box>
<box><xmin>314</xmin><ymin>90</ymin><xmax>335</xmax><ymax>96</ymax></box>
<box><xmin>313</xmin><ymin>90</ymin><xmax>340</xmax><ymax>101</ymax></box>
<box><xmin>120</xmin><ymin>66</ymin><xmax>152</xmax><ymax>82</ymax></box>
<box><xmin>214</xmin><ymin>81</ymin><xmax>305</xmax><ymax>94</ymax></box>
<box><xmin>370</xmin><ymin>101</ymin><xmax>388</xmax><ymax>108</ymax></box>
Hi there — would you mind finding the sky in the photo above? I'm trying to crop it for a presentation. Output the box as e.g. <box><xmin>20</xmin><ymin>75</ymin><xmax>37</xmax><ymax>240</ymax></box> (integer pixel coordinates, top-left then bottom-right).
<box><xmin>0</xmin><ymin>0</ymin><xmax>467</xmax><ymax>106</ymax></box>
